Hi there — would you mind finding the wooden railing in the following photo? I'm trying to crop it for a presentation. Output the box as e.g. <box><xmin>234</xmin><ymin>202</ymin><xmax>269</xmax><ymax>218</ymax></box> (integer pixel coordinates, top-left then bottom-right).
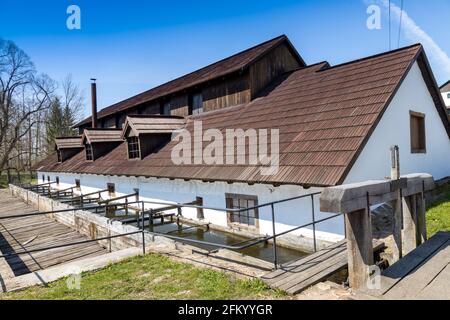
<box><xmin>320</xmin><ymin>173</ymin><xmax>435</xmax><ymax>290</ymax></box>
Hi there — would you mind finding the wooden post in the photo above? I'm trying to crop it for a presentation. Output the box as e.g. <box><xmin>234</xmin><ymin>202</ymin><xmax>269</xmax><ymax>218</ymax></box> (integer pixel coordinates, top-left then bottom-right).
<box><xmin>402</xmin><ymin>195</ymin><xmax>417</xmax><ymax>255</ymax></box>
<box><xmin>389</xmin><ymin>145</ymin><xmax>402</xmax><ymax>262</ymax></box>
<box><xmin>345</xmin><ymin>207</ymin><xmax>374</xmax><ymax>290</ymax></box>
<box><xmin>390</xmin><ymin>195</ymin><xmax>403</xmax><ymax>262</ymax></box>
<box><xmin>415</xmin><ymin>192</ymin><xmax>427</xmax><ymax>245</ymax></box>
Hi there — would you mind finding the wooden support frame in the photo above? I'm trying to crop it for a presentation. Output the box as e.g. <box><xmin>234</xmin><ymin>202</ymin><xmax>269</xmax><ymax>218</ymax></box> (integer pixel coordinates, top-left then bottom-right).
<box><xmin>320</xmin><ymin>173</ymin><xmax>435</xmax><ymax>291</ymax></box>
<box><xmin>345</xmin><ymin>207</ymin><xmax>374</xmax><ymax>290</ymax></box>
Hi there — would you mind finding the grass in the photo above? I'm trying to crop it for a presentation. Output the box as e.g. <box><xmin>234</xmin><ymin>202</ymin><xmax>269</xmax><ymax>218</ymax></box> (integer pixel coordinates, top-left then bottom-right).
<box><xmin>426</xmin><ymin>182</ymin><xmax>450</xmax><ymax>237</ymax></box>
<box><xmin>0</xmin><ymin>253</ymin><xmax>286</xmax><ymax>300</ymax></box>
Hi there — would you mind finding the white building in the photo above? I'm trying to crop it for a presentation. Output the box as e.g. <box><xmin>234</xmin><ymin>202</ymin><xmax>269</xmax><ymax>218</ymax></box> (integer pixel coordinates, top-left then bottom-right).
<box><xmin>439</xmin><ymin>80</ymin><xmax>450</xmax><ymax>114</ymax></box>
<box><xmin>35</xmin><ymin>36</ymin><xmax>450</xmax><ymax>251</ymax></box>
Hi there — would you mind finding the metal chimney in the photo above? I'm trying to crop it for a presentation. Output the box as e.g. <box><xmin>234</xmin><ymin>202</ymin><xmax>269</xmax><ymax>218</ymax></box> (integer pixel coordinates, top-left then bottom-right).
<box><xmin>90</xmin><ymin>78</ymin><xmax>98</xmax><ymax>128</ymax></box>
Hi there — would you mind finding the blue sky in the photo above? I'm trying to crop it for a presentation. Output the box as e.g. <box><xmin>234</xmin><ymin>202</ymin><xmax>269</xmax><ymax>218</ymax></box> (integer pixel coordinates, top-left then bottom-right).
<box><xmin>1</xmin><ymin>0</ymin><xmax>450</xmax><ymax>118</ymax></box>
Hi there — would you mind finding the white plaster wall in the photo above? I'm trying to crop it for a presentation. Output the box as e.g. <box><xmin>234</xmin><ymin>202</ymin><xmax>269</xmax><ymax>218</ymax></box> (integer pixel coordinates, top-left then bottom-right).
<box><xmin>37</xmin><ymin>172</ymin><xmax>345</xmax><ymax>242</ymax></box>
<box><xmin>345</xmin><ymin>62</ymin><xmax>450</xmax><ymax>184</ymax></box>
<box><xmin>441</xmin><ymin>91</ymin><xmax>450</xmax><ymax>108</ymax></box>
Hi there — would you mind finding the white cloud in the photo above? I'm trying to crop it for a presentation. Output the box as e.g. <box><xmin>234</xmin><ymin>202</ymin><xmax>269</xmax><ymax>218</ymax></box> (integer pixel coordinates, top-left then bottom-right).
<box><xmin>370</xmin><ymin>0</ymin><xmax>450</xmax><ymax>79</ymax></box>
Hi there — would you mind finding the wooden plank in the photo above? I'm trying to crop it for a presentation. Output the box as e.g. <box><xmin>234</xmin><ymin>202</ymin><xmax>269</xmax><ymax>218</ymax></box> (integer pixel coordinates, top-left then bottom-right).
<box><xmin>262</xmin><ymin>240</ymin><xmax>384</xmax><ymax>294</ymax></box>
<box><xmin>261</xmin><ymin>241</ymin><xmax>347</xmax><ymax>282</ymax></box>
<box><xmin>285</xmin><ymin>255</ymin><xmax>348</xmax><ymax>295</ymax></box>
<box><xmin>279</xmin><ymin>249</ymin><xmax>347</xmax><ymax>292</ymax></box>
<box><xmin>364</xmin><ymin>232</ymin><xmax>450</xmax><ymax>297</ymax></box>
<box><xmin>267</xmin><ymin>245</ymin><xmax>347</xmax><ymax>288</ymax></box>
<box><xmin>0</xmin><ymin>190</ymin><xmax>108</xmax><ymax>278</ymax></box>
<box><xmin>383</xmin><ymin>240</ymin><xmax>450</xmax><ymax>299</ymax></box>
<box><xmin>414</xmin><ymin>263</ymin><xmax>450</xmax><ymax>300</ymax></box>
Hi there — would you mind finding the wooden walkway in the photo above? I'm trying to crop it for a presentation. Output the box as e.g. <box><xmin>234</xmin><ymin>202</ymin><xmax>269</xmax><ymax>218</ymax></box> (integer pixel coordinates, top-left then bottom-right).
<box><xmin>0</xmin><ymin>190</ymin><xmax>108</xmax><ymax>283</ymax></box>
<box><xmin>261</xmin><ymin>240</ymin><xmax>384</xmax><ymax>295</ymax></box>
<box><xmin>363</xmin><ymin>232</ymin><xmax>450</xmax><ymax>300</ymax></box>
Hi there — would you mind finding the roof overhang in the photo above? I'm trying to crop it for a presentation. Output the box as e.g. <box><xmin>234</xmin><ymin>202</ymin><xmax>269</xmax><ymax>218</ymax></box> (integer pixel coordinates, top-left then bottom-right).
<box><xmin>81</xmin><ymin>129</ymin><xmax>123</xmax><ymax>145</ymax></box>
<box><xmin>54</xmin><ymin>136</ymin><xmax>83</xmax><ymax>150</ymax></box>
<box><xmin>121</xmin><ymin>115</ymin><xmax>186</xmax><ymax>139</ymax></box>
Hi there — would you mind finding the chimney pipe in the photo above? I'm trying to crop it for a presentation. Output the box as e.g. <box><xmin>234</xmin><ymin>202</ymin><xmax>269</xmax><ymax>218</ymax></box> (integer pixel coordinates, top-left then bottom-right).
<box><xmin>90</xmin><ymin>78</ymin><xmax>98</xmax><ymax>128</ymax></box>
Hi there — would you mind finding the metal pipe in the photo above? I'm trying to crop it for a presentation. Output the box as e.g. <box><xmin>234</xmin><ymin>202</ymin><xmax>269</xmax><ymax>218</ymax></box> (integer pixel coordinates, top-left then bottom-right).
<box><xmin>0</xmin><ymin>230</ymin><xmax>142</xmax><ymax>259</ymax></box>
<box><xmin>311</xmin><ymin>194</ymin><xmax>317</xmax><ymax>252</ymax></box>
<box><xmin>0</xmin><ymin>201</ymin><xmax>145</xmax><ymax>220</ymax></box>
<box><xmin>91</xmin><ymin>78</ymin><xmax>98</xmax><ymax>128</ymax></box>
<box><xmin>142</xmin><ymin>191</ymin><xmax>322</xmax><ymax>214</ymax></box>
<box><xmin>98</xmin><ymin>192</ymin><xmax>138</xmax><ymax>204</ymax></box>
<box><xmin>271</xmin><ymin>203</ymin><xmax>278</xmax><ymax>269</ymax></box>
<box><xmin>146</xmin><ymin>213</ymin><xmax>342</xmax><ymax>251</ymax></box>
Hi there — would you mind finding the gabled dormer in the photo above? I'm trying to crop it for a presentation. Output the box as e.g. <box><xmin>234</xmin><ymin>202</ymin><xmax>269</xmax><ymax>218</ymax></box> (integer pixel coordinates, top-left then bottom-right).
<box><xmin>55</xmin><ymin>136</ymin><xmax>83</xmax><ymax>163</ymax></box>
<box><xmin>122</xmin><ymin>115</ymin><xmax>186</xmax><ymax>160</ymax></box>
<box><xmin>81</xmin><ymin>129</ymin><xmax>123</xmax><ymax>161</ymax></box>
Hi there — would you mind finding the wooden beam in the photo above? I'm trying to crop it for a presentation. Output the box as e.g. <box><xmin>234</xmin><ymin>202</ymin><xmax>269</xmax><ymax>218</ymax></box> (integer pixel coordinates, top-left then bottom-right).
<box><xmin>415</xmin><ymin>192</ymin><xmax>427</xmax><ymax>244</ymax></box>
<box><xmin>345</xmin><ymin>207</ymin><xmax>374</xmax><ymax>290</ymax></box>
<box><xmin>320</xmin><ymin>174</ymin><xmax>433</xmax><ymax>214</ymax></box>
<box><xmin>402</xmin><ymin>195</ymin><xmax>418</xmax><ymax>256</ymax></box>
<box><xmin>390</xmin><ymin>193</ymin><xmax>403</xmax><ymax>262</ymax></box>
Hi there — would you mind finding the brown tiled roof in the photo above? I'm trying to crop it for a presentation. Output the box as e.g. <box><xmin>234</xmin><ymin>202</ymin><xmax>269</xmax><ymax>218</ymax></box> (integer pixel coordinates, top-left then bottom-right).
<box><xmin>35</xmin><ymin>44</ymin><xmax>450</xmax><ymax>186</ymax></box>
<box><xmin>440</xmin><ymin>80</ymin><xmax>450</xmax><ymax>92</ymax></box>
<box><xmin>81</xmin><ymin>129</ymin><xmax>123</xmax><ymax>144</ymax></box>
<box><xmin>76</xmin><ymin>35</ymin><xmax>305</xmax><ymax>127</ymax></box>
<box><xmin>122</xmin><ymin>115</ymin><xmax>186</xmax><ymax>138</ymax></box>
<box><xmin>55</xmin><ymin>137</ymin><xmax>83</xmax><ymax>149</ymax></box>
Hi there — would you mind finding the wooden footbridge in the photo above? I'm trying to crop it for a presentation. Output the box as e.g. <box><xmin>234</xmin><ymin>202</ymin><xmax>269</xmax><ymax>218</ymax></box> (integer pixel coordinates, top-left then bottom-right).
<box><xmin>262</xmin><ymin>240</ymin><xmax>385</xmax><ymax>295</ymax></box>
<box><xmin>0</xmin><ymin>190</ymin><xmax>108</xmax><ymax>281</ymax></box>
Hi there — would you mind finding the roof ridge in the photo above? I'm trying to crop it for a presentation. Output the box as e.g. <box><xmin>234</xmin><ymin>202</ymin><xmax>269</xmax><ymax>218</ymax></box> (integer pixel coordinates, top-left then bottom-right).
<box><xmin>79</xmin><ymin>35</ymin><xmax>290</xmax><ymax>124</ymax></box>
<box><xmin>439</xmin><ymin>79</ymin><xmax>450</xmax><ymax>90</ymax></box>
<box><xmin>319</xmin><ymin>43</ymin><xmax>423</xmax><ymax>72</ymax></box>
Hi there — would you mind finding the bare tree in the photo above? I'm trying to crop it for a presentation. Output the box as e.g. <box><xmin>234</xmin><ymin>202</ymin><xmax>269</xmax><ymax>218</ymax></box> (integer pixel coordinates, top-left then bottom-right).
<box><xmin>60</xmin><ymin>74</ymin><xmax>84</xmax><ymax>121</ymax></box>
<box><xmin>0</xmin><ymin>39</ymin><xmax>56</xmax><ymax>175</ymax></box>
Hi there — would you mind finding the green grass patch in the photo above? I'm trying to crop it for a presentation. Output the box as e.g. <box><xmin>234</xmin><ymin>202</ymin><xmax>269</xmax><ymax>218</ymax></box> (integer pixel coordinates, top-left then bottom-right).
<box><xmin>0</xmin><ymin>253</ymin><xmax>286</xmax><ymax>300</ymax></box>
<box><xmin>426</xmin><ymin>183</ymin><xmax>450</xmax><ymax>237</ymax></box>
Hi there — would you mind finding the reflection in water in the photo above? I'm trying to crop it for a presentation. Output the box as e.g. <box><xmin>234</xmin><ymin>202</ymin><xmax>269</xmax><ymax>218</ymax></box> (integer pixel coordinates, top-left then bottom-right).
<box><xmin>148</xmin><ymin>221</ymin><xmax>307</xmax><ymax>265</ymax></box>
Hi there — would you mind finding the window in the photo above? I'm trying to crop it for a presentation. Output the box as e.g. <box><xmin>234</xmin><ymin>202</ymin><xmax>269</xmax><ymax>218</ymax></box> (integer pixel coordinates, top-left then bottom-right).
<box><xmin>127</xmin><ymin>136</ymin><xmax>141</xmax><ymax>159</ymax></box>
<box><xmin>410</xmin><ymin>111</ymin><xmax>426</xmax><ymax>154</ymax></box>
<box><xmin>190</xmin><ymin>93</ymin><xmax>203</xmax><ymax>115</ymax></box>
<box><xmin>75</xmin><ymin>179</ymin><xmax>80</xmax><ymax>188</ymax></box>
<box><xmin>57</xmin><ymin>150</ymin><xmax>62</xmax><ymax>163</ymax></box>
<box><xmin>85</xmin><ymin>144</ymin><xmax>94</xmax><ymax>161</ymax></box>
<box><xmin>447</xmin><ymin>93</ymin><xmax>450</xmax><ymax>99</ymax></box>
<box><xmin>226</xmin><ymin>193</ymin><xmax>259</xmax><ymax>228</ymax></box>
<box><xmin>161</xmin><ymin>101</ymin><xmax>171</xmax><ymax>115</ymax></box>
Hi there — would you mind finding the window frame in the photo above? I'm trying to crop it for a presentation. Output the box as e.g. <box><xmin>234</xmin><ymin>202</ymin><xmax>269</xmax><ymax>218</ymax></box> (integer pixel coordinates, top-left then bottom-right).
<box><xmin>409</xmin><ymin>110</ymin><xmax>426</xmax><ymax>154</ymax></box>
<box><xmin>161</xmin><ymin>101</ymin><xmax>171</xmax><ymax>115</ymax></box>
<box><xmin>225</xmin><ymin>193</ymin><xmax>259</xmax><ymax>230</ymax></box>
<box><xmin>189</xmin><ymin>92</ymin><xmax>203</xmax><ymax>115</ymax></box>
<box><xmin>127</xmin><ymin>136</ymin><xmax>141</xmax><ymax>160</ymax></box>
<box><xmin>85</xmin><ymin>143</ymin><xmax>94</xmax><ymax>161</ymax></box>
